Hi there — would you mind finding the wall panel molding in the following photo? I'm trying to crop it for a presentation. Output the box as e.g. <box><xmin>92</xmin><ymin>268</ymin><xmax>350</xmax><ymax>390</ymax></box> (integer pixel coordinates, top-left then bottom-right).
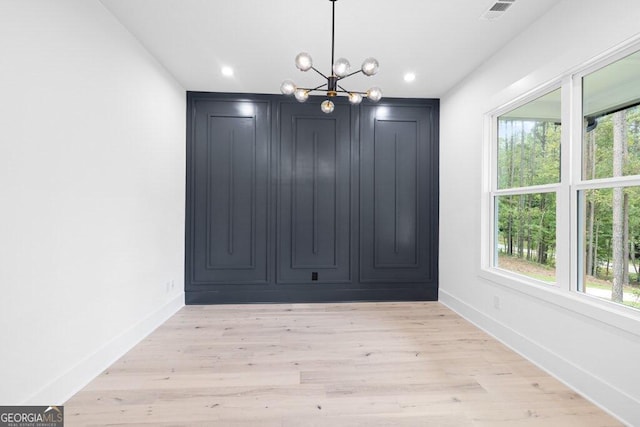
<box><xmin>186</xmin><ymin>93</ymin><xmax>439</xmax><ymax>303</ymax></box>
<box><xmin>204</xmin><ymin>115</ymin><xmax>257</xmax><ymax>270</ymax></box>
<box><xmin>188</xmin><ymin>96</ymin><xmax>269</xmax><ymax>286</ymax></box>
<box><xmin>279</xmin><ymin>108</ymin><xmax>350</xmax><ymax>282</ymax></box>
<box><xmin>360</xmin><ymin>103</ymin><xmax>438</xmax><ymax>284</ymax></box>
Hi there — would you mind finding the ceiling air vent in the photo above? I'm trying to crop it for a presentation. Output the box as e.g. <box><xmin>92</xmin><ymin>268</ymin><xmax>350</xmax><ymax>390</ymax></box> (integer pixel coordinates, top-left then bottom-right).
<box><xmin>481</xmin><ymin>0</ymin><xmax>516</xmax><ymax>20</ymax></box>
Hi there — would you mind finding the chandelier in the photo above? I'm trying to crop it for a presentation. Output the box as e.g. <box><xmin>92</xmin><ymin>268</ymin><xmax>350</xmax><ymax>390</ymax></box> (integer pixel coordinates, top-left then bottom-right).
<box><xmin>280</xmin><ymin>0</ymin><xmax>382</xmax><ymax>114</ymax></box>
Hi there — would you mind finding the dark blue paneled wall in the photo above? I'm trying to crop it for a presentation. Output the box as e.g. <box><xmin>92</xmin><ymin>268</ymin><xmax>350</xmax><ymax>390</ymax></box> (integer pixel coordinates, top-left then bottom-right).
<box><xmin>186</xmin><ymin>92</ymin><xmax>439</xmax><ymax>304</ymax></box>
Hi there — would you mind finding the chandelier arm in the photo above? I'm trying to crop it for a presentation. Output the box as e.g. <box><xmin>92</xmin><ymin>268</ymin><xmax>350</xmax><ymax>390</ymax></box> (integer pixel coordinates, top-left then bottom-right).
<box><xmin>293</xmin><ymin>83</ymin><xmax>330</xmax><ymax>94</ymax></box>
<box><xmin>295</xmin><ymin>84</ymin><xmax>328</xmax><ymax>92</ymax></box>
<box><xmin>336</xmin><ymin>85</ymin><xmax>366</xmax><ymax>95</ymax></box>
<box><xmin>310</xmin><ymin>83</ymin><xmax>329</xmax><ymax>92</ymax></box>
<box><xmin>310</xmin><ymin>66</ymin><xmax>329</xmax><ymax>79</ymax></box>
<box><xmin>341</xmin><ymin>69</ymin><xmax>364</xmax><ymax>80</ymax></box>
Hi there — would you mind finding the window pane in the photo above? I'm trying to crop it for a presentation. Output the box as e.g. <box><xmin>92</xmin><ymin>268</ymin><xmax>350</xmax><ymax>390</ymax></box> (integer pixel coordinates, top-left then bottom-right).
<box><xmin>583</xmin><ymin>50</ymin><xmax>640</xmax><ymax>180</ymax></box>
<box><xmin>579</xmin><ymin>187</ymin><xmax>640</xmax><ymax>310</ymax></box>
<box><xmin>497</xmin><ymin>89</ymin><xmax>561</xmax><ymax>189</ymax></box>
<box><xmin>495</xmin><ymin>192</ymin><xmax>557</xmax><ymax>283</ymax></box>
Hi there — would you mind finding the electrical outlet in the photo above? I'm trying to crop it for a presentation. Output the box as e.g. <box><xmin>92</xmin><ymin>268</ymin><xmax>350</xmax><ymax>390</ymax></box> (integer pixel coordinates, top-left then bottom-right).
<box><xmin>493</xmin><ymin>295</ymin><xmax>501</xmax><ymax>310</ymax></box>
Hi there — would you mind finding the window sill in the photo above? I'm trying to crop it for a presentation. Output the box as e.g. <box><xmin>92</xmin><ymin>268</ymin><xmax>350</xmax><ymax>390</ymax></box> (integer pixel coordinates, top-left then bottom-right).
<box><xmin>478</xmin><ymin>267</ymin><xmax>640</xmax><ymax>339</ymax></box>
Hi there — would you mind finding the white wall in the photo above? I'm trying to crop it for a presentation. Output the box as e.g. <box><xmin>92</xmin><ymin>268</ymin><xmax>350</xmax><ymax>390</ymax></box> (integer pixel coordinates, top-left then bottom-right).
<box><xmin>440</xmin><ymin>0</ymin><xmax>640</xmax><ymax>424</ymax></box>
<box><xmin>0</xmin><ymin>0</ymin><xmax>185</xmax><ymax>404</ymax></box>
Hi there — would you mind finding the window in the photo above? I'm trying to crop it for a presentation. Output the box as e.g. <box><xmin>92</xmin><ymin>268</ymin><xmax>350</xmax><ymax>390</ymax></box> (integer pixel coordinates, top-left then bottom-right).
<box><xmin>493</xmin><ymin>89</ymin><xmax>561</xmax><ymax>284</ymax></box>
<box><xmin>487</xmin><ymin>44</ymin><xmax>640</xmax><ymax>313</ymax></box>
<box><xmin>578</xmin><ymin>50</ymin><xmax>640</xmax><ymax>309</ymax></box>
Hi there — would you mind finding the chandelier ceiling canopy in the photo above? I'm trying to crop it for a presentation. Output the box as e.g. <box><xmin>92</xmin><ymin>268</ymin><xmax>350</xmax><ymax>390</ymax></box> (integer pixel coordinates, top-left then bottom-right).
<box><xmin>280</xmin><ymin>0</ymin><xmax>382</xmax><ymax>113</ymax></box>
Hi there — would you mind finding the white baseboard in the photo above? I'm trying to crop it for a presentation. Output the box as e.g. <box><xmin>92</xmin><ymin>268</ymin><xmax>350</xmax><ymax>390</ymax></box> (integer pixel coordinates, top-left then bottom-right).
<box><xmin>439</xmin><ymin>289</ymin><xmax>639</xmax><ymax>427</ymax></box>
<box><xmin>24</xmin><ymin>293</ymin><xmax>185</xmax><ymax>405</ymax></box>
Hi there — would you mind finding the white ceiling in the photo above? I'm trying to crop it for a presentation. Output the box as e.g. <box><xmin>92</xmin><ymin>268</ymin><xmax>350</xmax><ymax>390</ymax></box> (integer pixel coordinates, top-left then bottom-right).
<box><xmin>100</xmin><ymin>0</ymin><xmax>559</xmax><ymax>98</ymax></box>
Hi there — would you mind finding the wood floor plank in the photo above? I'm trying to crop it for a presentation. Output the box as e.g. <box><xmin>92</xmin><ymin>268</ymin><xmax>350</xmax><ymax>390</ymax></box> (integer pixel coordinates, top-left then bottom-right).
<box><xmin>65</xmin><ymin>302</ymin><xmax>621</xmax><ymax>426</ymax></box>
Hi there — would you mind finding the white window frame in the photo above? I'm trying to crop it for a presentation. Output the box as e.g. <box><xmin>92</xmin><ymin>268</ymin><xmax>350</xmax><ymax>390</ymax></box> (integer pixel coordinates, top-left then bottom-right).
<box><xmin>482</xmin><ymin>80</ymin><xmax>565</xmax><ymax>288</ymax></box>
<box><xmin>481</xmin><ymin>38</ymin><xmax>640</xmax><ymax>330</ymax></box>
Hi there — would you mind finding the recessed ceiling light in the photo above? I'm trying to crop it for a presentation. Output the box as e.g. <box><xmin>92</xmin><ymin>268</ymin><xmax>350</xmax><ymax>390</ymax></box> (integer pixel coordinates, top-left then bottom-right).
<box><xmin>221</xmin><ymin>66</ymin><xmax>234</xmax><ymax>77</ymax></box>
<box><xmin>404</xmin><ymin>72</ymin><xmax>416</xmax><ymax>83</ymax></box>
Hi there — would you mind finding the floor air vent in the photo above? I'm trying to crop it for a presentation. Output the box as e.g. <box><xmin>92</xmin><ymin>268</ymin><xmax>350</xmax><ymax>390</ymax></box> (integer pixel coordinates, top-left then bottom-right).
<box><xmin>481</xmin><ymin>0</ymin><xmax>515</xmax><ymax>20</ymax></box>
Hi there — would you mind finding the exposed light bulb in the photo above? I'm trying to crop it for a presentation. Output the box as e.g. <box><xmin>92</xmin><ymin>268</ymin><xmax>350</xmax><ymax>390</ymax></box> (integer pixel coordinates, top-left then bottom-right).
<box><xmin>321</xmin><ymin>100</ymin><xmax>335</xmax><ymax>114</ymax></box>
<box><xmin>361</xmin><ymin>58</ymin><xmax>379</xmax><ymax>76</ymax></box>
<box><xmin>333</xmin><ymin>58</ymin><xmax>351</xmax><ymax>77</ymax></box>
<box><xmin>280</xmin><ymin>80</ymin><xmax>296</xmax><ymax>95</ymax></box>
<box><xmin>348</xmin><ymin>93</ymin><xmax>363</xmax><ymax>104</ymax></box>
<box><xmin>294</xmin><ymin>88</ymin><xmax>309</xmax><ymax>102</ymax></box>
<box><xmin>295</xmin><ymin>52</ymin><xmax>313</xmax><ymax>71</ymax></box>
<box><xmin>367</xmin><ymin>87</ymin><xmax>382</xmax><ymax>102</ymax></box>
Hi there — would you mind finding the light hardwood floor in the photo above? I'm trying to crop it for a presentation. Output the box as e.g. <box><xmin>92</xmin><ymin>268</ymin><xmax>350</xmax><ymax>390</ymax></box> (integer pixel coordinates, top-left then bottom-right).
<box><xmin>65</xmin><ymin>302</ymin><xmax>621</xmax><ymax>426</ymax></box>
